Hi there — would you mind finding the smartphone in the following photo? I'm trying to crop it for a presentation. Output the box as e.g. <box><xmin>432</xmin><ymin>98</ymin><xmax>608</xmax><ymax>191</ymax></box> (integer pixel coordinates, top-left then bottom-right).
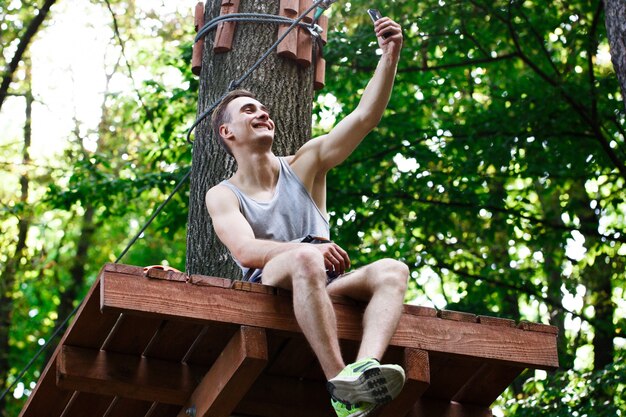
<box><xmin>367</xmin><ymin>9</ymin><xmax>391</xmax><ymax>38</ymax></box>
<box><xmin>367</xmin><ymin>8</ymin><xmax>382</xmax><ymax>22</ymax></box>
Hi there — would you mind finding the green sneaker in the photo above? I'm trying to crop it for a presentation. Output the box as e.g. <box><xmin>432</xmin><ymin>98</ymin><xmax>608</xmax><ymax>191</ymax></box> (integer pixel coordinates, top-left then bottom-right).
<box><xmin>331</xmin><ymin>397</ymin><xmax>377</xmax><ymax>417</ymax></box>
<box><xmin>327</xmin><ymin>358</ymin><xmax>405</xmax><ymax>405</ymax></box>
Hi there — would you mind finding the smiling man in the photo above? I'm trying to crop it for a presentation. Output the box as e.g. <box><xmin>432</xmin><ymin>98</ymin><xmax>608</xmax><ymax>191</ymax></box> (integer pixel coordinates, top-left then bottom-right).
<box><xmin>205</xmin><ymin>16</ymin><xmax>407</xmax><ymax>417</ymax></box>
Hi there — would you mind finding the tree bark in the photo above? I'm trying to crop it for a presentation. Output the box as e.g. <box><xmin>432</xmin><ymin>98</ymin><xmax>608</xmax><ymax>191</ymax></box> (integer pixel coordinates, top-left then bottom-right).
<box><xmin>0</xmin><ymin>0</ymin><xmax>57</xmax><ymax>112</ymax></box>
<box><xmin>0</xmin><ymin>62</ymin><xmax>33</xmax><ymax>417</ymax></box>
<box><xmin>604</xmin><ymin>0</ymin><xmax>626</xmax><ymax>111</ymax></box>
<box><xmin>186</xmin><ymin>0</ymin><xmax>316</xmax><ymax>277</ymax></box>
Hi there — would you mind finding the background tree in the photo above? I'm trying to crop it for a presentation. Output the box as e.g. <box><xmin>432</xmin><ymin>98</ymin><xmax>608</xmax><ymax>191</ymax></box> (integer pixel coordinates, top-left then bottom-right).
<box><xmin>603</xmin><ymin>0</ymin><xmax>626</xmax><ymax>111</ymax></box>
<box><xmin>0</xmin><ymin>57</ymin><xmax>33</xmax><ymax>416</ymax></box>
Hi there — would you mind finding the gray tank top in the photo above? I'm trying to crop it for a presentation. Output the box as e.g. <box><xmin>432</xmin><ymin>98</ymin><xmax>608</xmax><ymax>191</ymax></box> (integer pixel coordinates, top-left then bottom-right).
<box><xmin>220</xmin><ymin>157</ymin><xmax>330</xmax><ymax>281</ymax></box>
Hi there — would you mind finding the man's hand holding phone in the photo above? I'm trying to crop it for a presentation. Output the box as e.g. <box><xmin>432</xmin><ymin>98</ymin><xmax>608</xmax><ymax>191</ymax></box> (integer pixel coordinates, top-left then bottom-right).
<box><xmin>367</xmin><ymin>9</ymin><xmax>403</xmax><ymax>58</ymax></box>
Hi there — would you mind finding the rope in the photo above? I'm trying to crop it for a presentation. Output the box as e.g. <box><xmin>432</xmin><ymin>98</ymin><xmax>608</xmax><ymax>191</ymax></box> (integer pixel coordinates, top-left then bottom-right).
<box><xmin>194</xmin><ymin>13</ymin><xmax>320</xmax><ymax>43</ymax></box>
<box><xmin>1</xmin><ymin>0</ymin><xmax>333</xmax><ymax>404</ymax></box>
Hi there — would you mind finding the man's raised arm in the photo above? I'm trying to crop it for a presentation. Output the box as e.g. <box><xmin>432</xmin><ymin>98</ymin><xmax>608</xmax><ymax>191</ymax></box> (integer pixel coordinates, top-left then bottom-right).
<box><xmin>299</xmin><ymin>16</ymin><xmax>403</xmax><ymax>171</ymax></box>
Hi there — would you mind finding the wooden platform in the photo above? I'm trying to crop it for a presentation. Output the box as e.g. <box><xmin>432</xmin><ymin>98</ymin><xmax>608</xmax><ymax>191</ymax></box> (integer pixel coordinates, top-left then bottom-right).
<box><xmin>19</xmin><ymin>263</ymin><xmax>559</xmax><ymax>417</ymax></box>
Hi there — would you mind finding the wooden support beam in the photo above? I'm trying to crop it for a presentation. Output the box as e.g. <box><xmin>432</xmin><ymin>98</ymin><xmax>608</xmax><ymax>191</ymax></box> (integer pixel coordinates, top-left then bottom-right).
<box><xmin>177</xmin><ymin>326</ymin><xmax>268</xmax><ymax>417</ymax></box>
<box><xmin>378</xmin><ymin>348</ymin><xmax>430</xmax><ymax>417</ymax></box>
<box><xmin>101</xmin><ymin>270</ymin><xmax>559</xmax><ymax>370</ymax></box>
<box><xmin>277</xmin><ymin>0</ymin><xmax>299</xmax><ymax>59</ymax></box>
<box><xmin>236</xmin><ymin>374</ymin><xmax>333</xmax><ymax>417</ymax></box>
<box><xmin>214</xmin><ymin>0</ymin><xmax>240</xmax><ymax>53</ymax></box>
<box><xmin>57</xmin><ymin>345</ymin><xmax>195</xmax><ymax>405</ymax></box>
<box><xmin>451</xmin><ymin>363</ymin><xmax>524</xmax><ymax>406</ymax></box>
<box><xmin>314</xmin><ymin>56</ymin><xmax>325</xmax><ymax>90</ymax></box>
<box><xmin>296</xmin><ymin>0</ymin><xmax>313</xmax><ymax>67</ymax></box>
<box><xmin>192</xmin><ymin>2</ymin><xmax>205</xmax><ymax>75</ymax></box>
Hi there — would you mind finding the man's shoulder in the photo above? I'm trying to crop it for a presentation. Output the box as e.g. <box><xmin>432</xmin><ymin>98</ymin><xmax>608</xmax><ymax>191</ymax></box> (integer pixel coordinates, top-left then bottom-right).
<box><xmin>205</xmin><ymin>182</ymin><xmax>238</xmax><ymax>211</ymax></box>
<box><xmin>206</xmin><ymin>181</ymin><xmax>229</xmax><ymax>196</ymax></box>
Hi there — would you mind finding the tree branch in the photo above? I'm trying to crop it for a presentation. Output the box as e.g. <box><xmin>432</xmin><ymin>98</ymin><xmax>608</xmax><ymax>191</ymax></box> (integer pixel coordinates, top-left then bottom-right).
<box><xmin>331</xmin><ymin>188</ymin><xmax>626</xmax><ymax>245</ymax></box>
<box><xmin>352</xmin><ymin>53</ymin><xmax>520</xmax><ymax>74</ymax></box>
<box><xmin>507</xmin><ymin>0</ymin><xmax>626</xmax><ymax>181</ymax></box>
<box><xmin>588</xmin><ymin>1</ymin><xmax>604</xmax><ymax>125</ymax></box>
<box><xmin>431</xmin><ymin>259</ymin><xmax>593</xmax><ymax>324</ymax></box>
<box><xmin>0</xmin><ymin>0</ymin><xmax>57</xmax><ymax>112</ymax></box>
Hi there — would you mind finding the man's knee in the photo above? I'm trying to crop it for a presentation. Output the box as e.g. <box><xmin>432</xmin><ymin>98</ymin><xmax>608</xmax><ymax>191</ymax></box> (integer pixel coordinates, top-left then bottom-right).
<box><xmin>291</xmin><ymin>246</ymin><xmax>327</xmax><ymax>285</ymax></box>
<box><xmin>371</xmin><ymin>259</ymin><xmax>409</xmax><ymax>292</ymax></box>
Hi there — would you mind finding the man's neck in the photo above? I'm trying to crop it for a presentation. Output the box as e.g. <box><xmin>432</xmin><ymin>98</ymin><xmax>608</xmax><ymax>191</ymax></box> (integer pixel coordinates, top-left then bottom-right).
<box><xmin>231</xmin><ymin>152</ymin><xmax>280</xmax><ymax>196</ymax></box>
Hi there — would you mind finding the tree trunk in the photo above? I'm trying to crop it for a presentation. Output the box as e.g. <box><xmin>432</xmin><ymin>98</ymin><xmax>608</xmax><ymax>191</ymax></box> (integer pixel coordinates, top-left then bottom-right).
<box><xmin>43</xmin><ymin>205</ymin><xmax>95</xmax><ymax>366</ymax></box>
<box><xmin>187</xmin><ymin>0</ymin><xmax>316</xmax><ymax>277</ymax></box>
<box><xmin>0</xmin><ymin>61</ymin><xmax>33</xmax><ymax>416</ymax></box>
<box><xmin>604</xmin><ymin>0</ymin><xmax>626</xmax><ymax>111</ymax></box>
<box><xmin>570</xmin><ymin>180</ymin><xmax>616</xmax><ymax>370</ymax></box>
<box><xmin>535</xmin><ymin>182</ymin><xmax>573</xmax><ymax>370</ymax></box>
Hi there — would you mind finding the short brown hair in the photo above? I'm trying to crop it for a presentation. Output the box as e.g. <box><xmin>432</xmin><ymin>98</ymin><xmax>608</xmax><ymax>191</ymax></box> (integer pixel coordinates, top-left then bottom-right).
<box><xmin>211</xmin><ymin>89</ymin><xmax>256</xmax><ymax>156</ymax></box>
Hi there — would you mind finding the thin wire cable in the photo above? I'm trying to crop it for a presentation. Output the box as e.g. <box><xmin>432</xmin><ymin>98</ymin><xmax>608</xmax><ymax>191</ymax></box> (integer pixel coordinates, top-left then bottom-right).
<box><xmin>195</xmin><ymin>13</ymin><xmax>315</xmax><ymax>42</ymax></box>
<box><xmin>0</xmin><ymin>310</ymin><xmax>73</xmax><ymax>403</ymax></box>
<box><xmin>114</xmin><ymin>169</ymin><xmax>192</xmax><ymax>264</ymax></box>
<box><xmin>0</xmin><ymin>170</ymin><xmax>192</xmax><ymax>404</ymax></box>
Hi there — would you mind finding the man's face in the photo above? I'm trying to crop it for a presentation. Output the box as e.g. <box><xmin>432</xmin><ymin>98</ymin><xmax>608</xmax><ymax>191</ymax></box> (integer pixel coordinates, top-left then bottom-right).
<box><xmin>222</xmin><ymin>97</ymin><xmax>275</xmax><ymax>147</ymax></box>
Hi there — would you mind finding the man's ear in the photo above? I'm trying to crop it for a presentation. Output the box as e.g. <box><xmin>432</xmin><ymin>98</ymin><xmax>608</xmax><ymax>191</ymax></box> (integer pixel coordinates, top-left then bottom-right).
<box><xmin>219</xmin><ymin>124</ymin><xmax>233</xmax><ymax>139</ymax></box>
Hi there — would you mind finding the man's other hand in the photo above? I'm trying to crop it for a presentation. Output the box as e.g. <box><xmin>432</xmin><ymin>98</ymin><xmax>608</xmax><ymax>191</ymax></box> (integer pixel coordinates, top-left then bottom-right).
<box><xmin>313</xmin><ymin>242</ymin><xmax>351</xmax><ymax>276</ymax></box>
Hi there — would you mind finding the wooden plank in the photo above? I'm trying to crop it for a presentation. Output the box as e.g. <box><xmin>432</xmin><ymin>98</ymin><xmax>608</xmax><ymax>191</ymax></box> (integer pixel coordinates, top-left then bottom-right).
<box><xmin>378</xmin><ymin>348</ymin><xmax>430</xmax><ymax>417</ymax></box>
<box><xmin>66</xmin><ymin>280</ymin><xmax>119</xmax><ymax>349</ymax></box>
<box><xmin>20</xmin><ymin>278</ymin><xmax>113</xmax><ymax>417</ymax></box>
<box><xmin>408</xmin><ymin>398</ymin><xmax>492</xmax><ymax>417</ymax></box>
<box><xmin>404</xmin><ymin>304</ymin><xmax>438</xmax><ymax>317</ymax></box>
<box><xmin>143</xmin><ymin>403</ymin><xmax>181</xmax><ymax>417</ymax></box>
<box><xmin>236</xmin><ymin>374</ymin><xmax>333</xmax><ymax>417</ymax></box>
<box><xmin>101</xmin><ymin>271</ymin><xmax>559</xmax><ymax>369</ymax></box>
<box><xmin>517</xmin><ymin>321</ymin><xmax>559</xmax><ymax>335</ymax></box>
<box><xmin>477</xmin><ymin>316</ymin><xmax>516</xmax><ymax>328</ymax></box>
<box><xmin>19</xmin><ymin>358</ymin><xmax>74</xmax><ymax>417</ymax></box>
<box><xmin>188</xmin><ymin>274</ymin><xmax>232</xmax><ymax>288</ymax></box>
<box><xmin>57</xmin><ymin>345</ymin><xmax>195</xmax><ymax>405</ymax></box>
<box><xmin>178</xmin><ymin>326</ymin><xmax>268</xmax><ymax>417</ymax></box>
<box><xmin>145</xmin><ymin>267</ymin><xmax>188</xmax><ymax>282</ymax></box>
<box><xmin>265</xmin><ymin>336</ymin><xmax>319</xmax><ymax>379</ymax></box>
<box><xmin>452</xmin><ymin>362</ymin><xmax>523</xmax><ymax>406</ymax></box>
<box><xmin>59</xmin><ymin>392</ymin><xmax>114</xmax><ymax>417</ymax></box>
<box><xmin>438</xmin><ymin>310</ymin><xmax>477</xmax><ymax>323</ymax></box>
<box><xmin>180</xmin><ymin>323</ymin><xmax>239</xmax><ymax>366</ymax></box>
<box><xmin>101</xmin><ymin>397</ymin><xmax>153</xmax><ymax>417</ymax></box>
<box><xmin>100</xmin><ymin>313</ymin><xmax>165</xmax><ymax>354</ymax></box>
<box><xmin>103</xmin><ymin>263</ymin><xmax>144</xmax><ymax>275</ymax></box>
<box><xmin>425</xmin><ymin>354</ymin><xmax>483</xmax><ymax>401</ymax></box>
<box><xmin>141</xmin><ymin>320</ymin><xmax>206</xmax><ymax>361</ymax></box>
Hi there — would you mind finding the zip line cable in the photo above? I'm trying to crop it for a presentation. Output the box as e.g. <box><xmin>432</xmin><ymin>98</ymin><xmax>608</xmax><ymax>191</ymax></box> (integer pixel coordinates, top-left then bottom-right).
<box><xmin>0</xmin><ymin>0</ymin><xmax>334</xmax><ymax>405</ymax></box>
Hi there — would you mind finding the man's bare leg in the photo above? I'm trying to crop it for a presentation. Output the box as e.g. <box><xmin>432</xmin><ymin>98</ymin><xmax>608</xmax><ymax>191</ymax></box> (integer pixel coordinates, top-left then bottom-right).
<box><xmin>324</xmin><ymin>258</ymin><xmax>409</xmax><ymax>404</ymax></box>
<box><xmin>327</xmin><ymin>258</ymin><xmax>409</xmax><ymax>361</ymax></box>
<box><xmin>262</xmin><ymin>246</ymin><xmax>345</xmax><ymax>379</ymax></box>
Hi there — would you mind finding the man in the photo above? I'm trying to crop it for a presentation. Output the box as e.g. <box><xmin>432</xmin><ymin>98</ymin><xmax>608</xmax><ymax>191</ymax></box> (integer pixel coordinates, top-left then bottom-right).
<box><xmin>206</xmin><ymin>15</ymin><xmax>406</xmax><ymax>417</ymax></box>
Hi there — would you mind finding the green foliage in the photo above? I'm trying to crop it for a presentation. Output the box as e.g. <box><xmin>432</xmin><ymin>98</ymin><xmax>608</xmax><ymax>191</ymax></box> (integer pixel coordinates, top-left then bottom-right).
<box><xmin>1</xmin><ymin>0</ymin><xmax>625</xmax><ymax>415</ymax></box>
<box><xmin>501</xmin><ymin>354</ymin><xmax>626</xmax><ymax>416</ymax></box>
